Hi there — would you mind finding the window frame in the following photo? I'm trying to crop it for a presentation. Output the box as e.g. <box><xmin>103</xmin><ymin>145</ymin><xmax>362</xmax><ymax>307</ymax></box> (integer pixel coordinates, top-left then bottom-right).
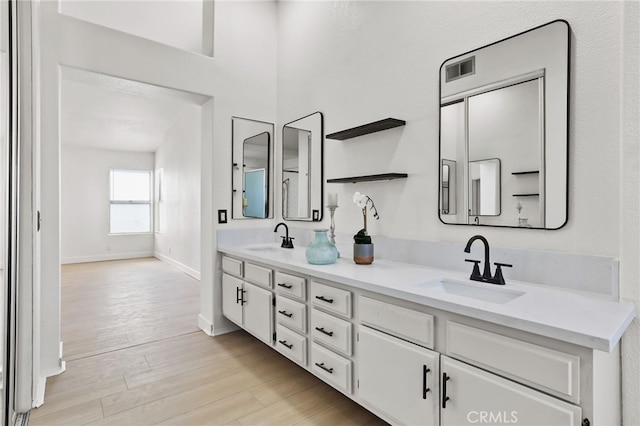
<box><xmin>109</xmin><ymin>168</ymin><xmax>153</xmax><ymax>235</ymax></box>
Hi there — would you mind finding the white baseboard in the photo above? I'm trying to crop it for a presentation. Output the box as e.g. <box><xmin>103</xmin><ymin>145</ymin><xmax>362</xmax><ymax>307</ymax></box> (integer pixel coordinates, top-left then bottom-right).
<box><xmin>33</xmin><ymin>376</ymin><xmax>46</xmax><ymax>408</ymax></box>
<box><xmin>61</xmin><ymin>251</ymin><xmax>154</xmax><ymax>265</ymax></box>
<box><xmin>214</xmin><ymin>323</ymin><xmax>240</xmax><ymax>335</ymax></box>
<box><xmin>198</xmin><ymin>314</ymin><xmax>214</xmax><ymax>336</ymax></box>
<box><xmin>154</xmin><ymin>252</ymin><xmax>200</xmax><ymax>280</ymax></box>
<box><xmin>198</xmin><ymin>314</ymin><xmax>239</xmax><ymax>336</ymax></box>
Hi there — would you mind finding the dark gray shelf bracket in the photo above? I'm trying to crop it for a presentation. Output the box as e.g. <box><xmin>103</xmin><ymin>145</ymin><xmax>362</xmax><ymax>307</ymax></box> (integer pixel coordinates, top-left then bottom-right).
<box><xmin>327</xmin><ymin>173</ymin><xmax>408</xmax><ymax>184</ymax></box>
<box><xmin>326</xmin><ymin>118</ymin><xmax>406</xmax><ymax>140</ymax></box>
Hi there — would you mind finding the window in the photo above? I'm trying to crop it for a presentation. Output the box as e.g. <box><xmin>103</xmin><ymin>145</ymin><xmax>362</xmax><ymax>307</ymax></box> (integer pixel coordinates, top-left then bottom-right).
<box><xmin>110</xmin><ymin>169</ymin><xmax>152</xmax><ymax>234</ymax></box>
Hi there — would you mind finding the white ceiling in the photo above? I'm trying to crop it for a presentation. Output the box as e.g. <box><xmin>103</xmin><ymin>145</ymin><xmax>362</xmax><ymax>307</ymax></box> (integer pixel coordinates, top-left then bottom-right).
<box><xmin>61</xmin><ymin>68</ymin><xmax>209</xmax><ymax>153</ymax></box>
<box><xmin>59</xmin><ymin>0</ymin><xmax>205</xmax><ymax>54</ymax></box>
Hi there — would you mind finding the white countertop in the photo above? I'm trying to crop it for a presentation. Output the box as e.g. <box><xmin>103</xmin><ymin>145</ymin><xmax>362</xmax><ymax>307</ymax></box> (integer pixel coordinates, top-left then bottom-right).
<box><xmin>218</xmin><ymin>243</ymin><xmax>636</xmax><ymax>352</ymax></box>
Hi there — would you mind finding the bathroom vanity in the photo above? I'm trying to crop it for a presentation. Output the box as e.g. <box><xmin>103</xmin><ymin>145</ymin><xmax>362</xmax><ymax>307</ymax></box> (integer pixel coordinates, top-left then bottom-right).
<box><xmin>218</xmin><ymin>243</ymin><xmax>634</xmax><ymax>426</ymax></box>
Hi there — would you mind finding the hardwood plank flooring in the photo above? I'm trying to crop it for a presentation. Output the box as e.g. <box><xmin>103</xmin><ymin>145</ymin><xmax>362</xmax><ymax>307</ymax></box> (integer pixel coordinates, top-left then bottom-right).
<box><xmin>29</xmin><ymin>258</ymin><xmax>387</xmax><ymax>425</ymax></box>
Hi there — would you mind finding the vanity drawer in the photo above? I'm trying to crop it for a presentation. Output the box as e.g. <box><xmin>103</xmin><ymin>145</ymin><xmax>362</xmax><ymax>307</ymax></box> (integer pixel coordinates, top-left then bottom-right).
<box><xmin>244</xmin><ymin>263</ymin><xmax>272</xmax><ymax>288</ymax></box>
<box><xmin>446</xmin><ymin>322</ymin><xmax>580</xmax><ymax>404</ymax></box>
<box><xmin>276</xmin><ymin>296</ymin><xmax>307</xmax><ymax>333</ymax></box>
<box><xmin>310</xmin><ymin>281</ymin><xmax>352</xmax><ymax>318</ymax></box>
<box><xmin>221</xmin><ymin>256</ymin><xmax>243</xmax><ymax>277</ymax></box>
<box><xmin>275</xmin><ymin>271</ymin><xmax>306</xmax><ymax>301</ymax></box>
<box><xmin>276</xmin><ymin>324</ymin><xmax>307</xmax><ymax>366</ymax></box>
<box><xmin>311</xmin><ymin>342</ymin><xmax>352</xmax><ymax>394</ymax></box>
<box><xmin>359</xmin><ymin>296</ymin><xmax>434</xmax><ymax>349</ymax></box>
<box><xmin>311</xmin><ymin>308</ymin><xmax>352</xmax><ymax>356</ymax></box>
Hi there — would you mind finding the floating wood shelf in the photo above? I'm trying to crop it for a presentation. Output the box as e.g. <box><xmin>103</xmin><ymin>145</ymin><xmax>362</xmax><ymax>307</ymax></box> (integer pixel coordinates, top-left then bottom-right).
<box><xmin>327</xmin><ymin>173</ymin><xmax>408</xmax><ymax>184</ymax></box>
<box><xmin>326</xmin><ymin>118</ymin><xmax>406</xmax><ymax>140</ymax></box>
<box><xmin>512</xmin><ymin>193</ymin><xmax>540</xmax><ymax>197</ymax></box>
<box><xmin>511</xmin><ymin>170</ymin><xmax>540</xmax><ymax>175</ymax></box>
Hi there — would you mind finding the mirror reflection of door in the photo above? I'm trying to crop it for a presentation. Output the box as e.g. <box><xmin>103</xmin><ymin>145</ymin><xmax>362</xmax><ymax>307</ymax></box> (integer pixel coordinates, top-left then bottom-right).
<box><xmin>243</xmin><ymin>168</ymin><xmax>267</xmax><ymax>218</ymax></box>
<box><xmin>468</xmin><ymin>159</ymin><xmax>501</xmax><ymax>216</ymax></box>
<box><xmin>468</xmin><ymin>78</ymin><xmax>543</xmax><ymax>226</ymax></box>
<box><xmin>282</xmin><ymin>126</ymin><xmax>311</xmax><ymax>220</ymax></box>
<box><xmin>441</xmin><ymin>159</ymin><xmax>456</xmax><ymax>215</ymax></box>
<box><xmin>241</xmin><ymin>131</ymin><xmax>270</xmax><ymax>218</ymax></box>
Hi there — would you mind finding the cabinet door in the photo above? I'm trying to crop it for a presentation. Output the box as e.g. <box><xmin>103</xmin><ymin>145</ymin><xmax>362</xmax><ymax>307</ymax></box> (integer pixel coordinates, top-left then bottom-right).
<box><xmin>441</xmin><ymin>356</ymin><xmax>581</xmax><ymax>426</ymax></box>
<box><xmin>222</xmin><ymin>273</ymin><xmax>243</xmax><ymax>326</ymax></box>
<box><xmin>243</xmin><ymin>281</ymin><xmax>274</xmax><ymax>345</ymax></box>
<box><xmin>358</xmin><ymin>326</ymin><xmax>439</xmax><ymax>426</ymax></box>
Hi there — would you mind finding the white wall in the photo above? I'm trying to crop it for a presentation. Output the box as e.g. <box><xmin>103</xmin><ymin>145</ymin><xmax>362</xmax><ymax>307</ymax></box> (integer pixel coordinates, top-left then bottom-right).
<box><xmin>204</xmin><ymin>0</ymin><xmax>278</xmax><ymax>336</ymax></box>
<box><xmin>275</xmin><ymin>1</ymin><xmax>638</xmax><ymax>423</ymax></box>
<box><xmin>34</xmin><ymin>0</ymin><xmax>278</xmax><ymax>394</ymax></box>
<box><xmin>154</xmin><ymin>103</ymin><xmax>201</xmax><ymax>279</ymax></box>
<box><xmin>61</xmin><ymin>146</ymin><xmax>154</xmax><ymax>264</ymax></box>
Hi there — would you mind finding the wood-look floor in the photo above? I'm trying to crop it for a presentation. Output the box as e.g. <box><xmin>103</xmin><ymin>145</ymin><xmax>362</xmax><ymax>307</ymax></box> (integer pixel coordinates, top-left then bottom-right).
<box><xmin>29</xmin><ymin>258</ymin><xmax>387</xmax><ymax>425</ymax></box>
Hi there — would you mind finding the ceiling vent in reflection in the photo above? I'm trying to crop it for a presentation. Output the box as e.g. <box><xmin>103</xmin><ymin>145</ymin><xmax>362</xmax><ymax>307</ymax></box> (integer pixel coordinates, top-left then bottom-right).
<box><xmin>445</xmin><ymin>57</ymin><xmax>475</xmax><ymax>82</ymax></box>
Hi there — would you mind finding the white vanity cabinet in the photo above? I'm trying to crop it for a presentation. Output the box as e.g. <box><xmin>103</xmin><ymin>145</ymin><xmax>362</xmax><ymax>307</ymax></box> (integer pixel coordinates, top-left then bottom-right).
<box><xmin>356</xmin><ymin>296</ymin><xmax>584</xmax><ymax>426</ymax></box>
<box><xmin>274</xmin><ymin>272</ymin><xmax>309</xmax><ymax>366</ymax></box>
<box><xmin>440</xmin><ymin>356</ymin><xmax>581</xmax><ymax>426</ymax></box>
<box><xmin>217</xmin><ymin>250</ymin><xmax>627</xmax><ymax>426</ymax></box>
<box><xmin>221</xmin><ymin>256</ymin><xmax>274</xmax><ymax>346</ymax></box>
<box><xmin>310</xmin><ymin>280</ymin><xmax>354</xmax><ymax>394</ymax></box>
<box><xmin>358</xmin><ymin>326</ymin><xmax>440</xmax><ymax>426</ymax></box>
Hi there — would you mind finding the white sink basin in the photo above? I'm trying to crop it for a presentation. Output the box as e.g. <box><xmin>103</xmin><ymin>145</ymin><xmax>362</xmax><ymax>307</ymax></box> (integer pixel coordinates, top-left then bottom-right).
<box><xmin>419</xmin><ymin>278</ymin><xmax>525</xmax><ymax>304</ymax></box>
<box><xmin>245</xmin><ymin>246</ymin><xmax>283</xmax><ymax>254</ymax></box>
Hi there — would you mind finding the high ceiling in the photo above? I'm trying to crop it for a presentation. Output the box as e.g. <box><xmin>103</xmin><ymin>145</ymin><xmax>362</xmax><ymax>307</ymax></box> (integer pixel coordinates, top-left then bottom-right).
<box><xmin>59</xmin><ymin>0</ymin><xmax>210</xmax><ymax>153</ymax></box>
<box><xmin>61</xmin><ymin>68</ymin><xmax>209</xmax><ymax>153</ymax></box>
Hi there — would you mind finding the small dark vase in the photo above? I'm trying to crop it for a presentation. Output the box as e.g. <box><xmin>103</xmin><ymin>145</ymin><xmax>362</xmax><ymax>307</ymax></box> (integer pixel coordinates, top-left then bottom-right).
<box><xmin>353</xmin><ymin>243</ymin><xmax>374</xmax><ymax>265</ymax></box>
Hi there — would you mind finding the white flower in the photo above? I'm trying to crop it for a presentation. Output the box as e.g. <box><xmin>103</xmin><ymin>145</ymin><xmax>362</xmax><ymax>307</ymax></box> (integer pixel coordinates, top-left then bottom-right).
<box><xmin>353</xmin><ymin>192</ymin><xmax>368</xmax><ymax>209</ymax></box>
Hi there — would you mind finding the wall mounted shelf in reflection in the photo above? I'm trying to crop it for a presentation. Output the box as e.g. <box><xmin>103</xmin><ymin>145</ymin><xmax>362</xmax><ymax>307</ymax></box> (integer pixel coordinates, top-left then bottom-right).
<box><xmin>326</xmin><ymin>118</ymin><xmax>406</xmax><ymax>140</ymax></box>
<box><xmin>511</xmin><ymin>170</ymin><xmax>540</xmax><ymax>175</ymax></box>
<box><xmin>327</xmin><ymin>173</ymin><xmax>408</xmax><ymax>184</ymax></box>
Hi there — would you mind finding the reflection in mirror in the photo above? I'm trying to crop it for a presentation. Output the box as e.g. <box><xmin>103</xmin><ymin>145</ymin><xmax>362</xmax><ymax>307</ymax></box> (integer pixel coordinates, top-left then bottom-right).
<box><xmin>439</xmin><ymin>20</ymin><xmax>569</xmax><ymax>229</ymax></box>
<box><xmin>243</xmin><ymin>132</ymin><xmax>269</xmax><ymax>218</ymax></box>
<box><xmin>282</xmin><ymin>112</ymin><xmax>323</xmax><ymax>221</ymax></box>
<box><xmin>441</xmin><ymin>160</ymin><xmax>456</xmax><ymax>215</ymax></box>
<box><xmin>469</xmin><ymin>159</ymin><xmax>501</xmax><ymax>217</ymax></box>
<box><xmin>232</xmin><ymin>117</ymin><xmax>274</xmax><ymax>219</ymax></box>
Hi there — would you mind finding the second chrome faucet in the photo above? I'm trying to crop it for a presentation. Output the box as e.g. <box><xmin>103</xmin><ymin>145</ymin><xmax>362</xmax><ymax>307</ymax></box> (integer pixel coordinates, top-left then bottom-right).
<box><xmin>464</xmin><ymin>235</ymin><xmax>512</xmax><ymax>285</ymax></box>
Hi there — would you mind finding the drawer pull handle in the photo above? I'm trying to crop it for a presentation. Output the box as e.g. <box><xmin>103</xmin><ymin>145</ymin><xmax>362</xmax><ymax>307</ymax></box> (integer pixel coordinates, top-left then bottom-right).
<box><xmin>422</xmin><ymin>365</ymin><xmax>431</xmax><ymax>399</ymax></box>
<box><xmin>315</xmin><ymin>362</ymin><xmax>334</xmax><ymax>374</ymax></box>
<box><xmin>277</xmin><ymin>283</ymin><xmax>293</xmax><ymax>289</ymax></box>
<box><xmin>315</xmin><ymin>295</ymin><xmax>334</xmax><ymax>304</ymax></box>
<box><xmin>315</xmin><ymin>327</ymin><xmax>334</xmax><ymax>337</ymax></box>
<box><xmin>442</xmin><ymin>372</ymin><xmax>450</xmax><ymax>409</ymax></box>
<box><xmin>278</xmin><ymin>340</ymin><xmax>293</xmax><ymax>350</ymax></box>
<box><xmin>278</xmin><ymin>310</ymin><xmax>293</xmax><ymax>318</ymax></box>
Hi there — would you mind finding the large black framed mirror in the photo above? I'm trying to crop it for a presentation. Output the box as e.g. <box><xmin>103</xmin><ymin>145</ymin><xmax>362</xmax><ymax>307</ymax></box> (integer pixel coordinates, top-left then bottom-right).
<box><xmin>282</xmin><ymin>112</ymin><xmax>323</xmax><ymax>221</ymax></box>
<box><xmin>231</xmin><ymin>117</ymin><xmax>275</xmax><ymax>219</ymax></box>
<box><xmin>439</xmin><ymin>20</ymin><xmax>570</xmax><ymax>229</ymax></box>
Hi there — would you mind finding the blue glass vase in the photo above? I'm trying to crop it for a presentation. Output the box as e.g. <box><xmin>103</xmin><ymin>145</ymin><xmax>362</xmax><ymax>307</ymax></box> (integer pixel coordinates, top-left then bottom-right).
<box><xmin>305</xmin><ymin>229</ymin><xmax>338</xmax><ymax>265</ymax></box>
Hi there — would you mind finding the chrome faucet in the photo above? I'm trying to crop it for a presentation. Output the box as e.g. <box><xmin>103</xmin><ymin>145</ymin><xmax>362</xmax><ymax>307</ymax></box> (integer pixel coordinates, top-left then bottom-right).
<box><xmin>274</xmin><ymin>222</ymin><xmax>294</xmax><ymax>249</ymax></box>
<box><xmin>463</xmin><ymin>235</ymin><xmax>512</xmax><ymax>285</ymax></box>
